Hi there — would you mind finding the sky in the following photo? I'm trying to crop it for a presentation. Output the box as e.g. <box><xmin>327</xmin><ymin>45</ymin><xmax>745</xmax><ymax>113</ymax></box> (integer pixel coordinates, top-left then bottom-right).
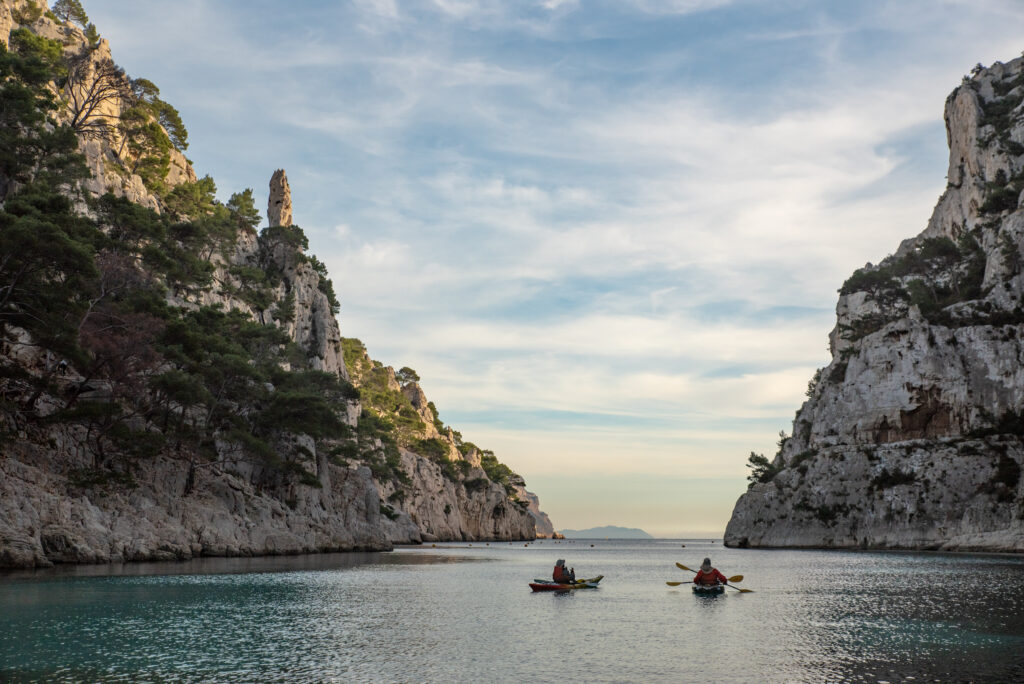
<box><xmin>83</xmin><ymin>0</ymin><xmax>1024</xmax><ymax>537</ymax></box>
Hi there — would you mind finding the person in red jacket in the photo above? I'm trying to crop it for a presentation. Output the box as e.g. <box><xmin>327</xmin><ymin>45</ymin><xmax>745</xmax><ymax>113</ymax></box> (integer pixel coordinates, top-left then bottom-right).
<box><xmin>552</xmin><ymin>559</ymin><xmax>574</xmax><ymax>583</ymax></box>
<box><xmin>693</xmin><ymin>557</ymin><xmax>727</xmax><ymax>586</ymax></box>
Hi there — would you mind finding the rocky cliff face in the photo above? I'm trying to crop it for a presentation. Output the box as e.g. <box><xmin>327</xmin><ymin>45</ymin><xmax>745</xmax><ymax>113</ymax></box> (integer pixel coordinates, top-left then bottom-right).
<box><xmin>0</xmin><ymin>5</ymin><xmax>547</xmax><ymax>568</ymax></box>
<box><xmin>375</xmin><ymin>448</ymin><xmax>535</xmax><ymax>543</ymax></box>
<box><xmin>1</xmin><ymin>431</ymin><xmax>388</xmax><ymax>568</ymax></box>
<box><xmin>725</xmin><ymin>57</ymin><xmax>1024</xmax><ymax>552</ymax></box>
<box><xmin>339</xmin><ymin>341</ymin><xmax>543</xmax><ymax>544</ymax></box>
<box><xmin>514</xmin><ymin>485</ymin><xmax>556</xmax><ymax>537</ymax></box>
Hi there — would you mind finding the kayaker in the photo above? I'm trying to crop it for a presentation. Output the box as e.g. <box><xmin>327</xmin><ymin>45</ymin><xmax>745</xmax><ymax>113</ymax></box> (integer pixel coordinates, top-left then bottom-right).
<box><xmin>552</xmin><ymin>559</ymin><xmax>572</xmax><ymax>583</ymax></box>
<box><xmin>692</xmin><ymin>558</ymin><xmax>728</xmax><ymax>586</ymax></box>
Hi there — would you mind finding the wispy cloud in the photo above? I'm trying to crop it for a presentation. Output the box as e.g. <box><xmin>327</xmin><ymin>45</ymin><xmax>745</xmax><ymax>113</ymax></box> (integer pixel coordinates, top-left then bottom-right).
<box><xmin>626</xmin><ymin>0</ymin><xmax>737</xmax><ymax>15</ymax></box>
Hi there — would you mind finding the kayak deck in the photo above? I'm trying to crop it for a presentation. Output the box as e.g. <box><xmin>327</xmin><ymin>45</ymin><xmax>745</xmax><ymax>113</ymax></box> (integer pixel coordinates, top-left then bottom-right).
<box><xmin>692</xmin><ymin>584</ymin><xmax>725</xmax><ymax>595</ymax></box>
<box><xmin>529</xmin><ymin>575</ymin><xmax>603</xmax><ymax>592</ymax></box>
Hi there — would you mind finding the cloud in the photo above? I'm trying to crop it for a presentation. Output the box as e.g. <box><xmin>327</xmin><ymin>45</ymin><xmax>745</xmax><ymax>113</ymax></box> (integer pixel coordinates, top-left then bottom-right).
<box><xmin>430</xmin><ymin>0</ymin><xmax>481</xmax><ymax>18</ymax></box>
<box><xmin>626</xmin><ymin>0</ymin><xmax>737</xmax><ymax>15</ymax></box>
<box><xmin>354</xmin><ymin>0</ymin><xmax>400</xmax><ymax>19</ymax></box>
<box><xmin>539</xmin><ymin>0</ymin><xmax>579</xmax><ymax>10</ymax></box>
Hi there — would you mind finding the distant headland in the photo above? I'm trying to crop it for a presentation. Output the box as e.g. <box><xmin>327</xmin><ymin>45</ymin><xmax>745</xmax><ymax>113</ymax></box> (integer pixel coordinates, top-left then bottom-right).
<box><xmin>559</xmin><ymin>525</ymin><xmax>653</xmax><ymax>539</ymax></box>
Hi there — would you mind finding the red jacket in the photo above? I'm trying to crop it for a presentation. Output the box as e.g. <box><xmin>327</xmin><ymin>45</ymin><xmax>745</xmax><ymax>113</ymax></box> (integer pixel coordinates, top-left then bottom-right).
<box><xmin>553</xmin><ymin>564</ymin><xmax>571</xmax><ymax>582</ymax></box>
<box><xmin>693</xmin><ymin>568</ymin><xmax>727</xmax><ymax>586</ymax></box>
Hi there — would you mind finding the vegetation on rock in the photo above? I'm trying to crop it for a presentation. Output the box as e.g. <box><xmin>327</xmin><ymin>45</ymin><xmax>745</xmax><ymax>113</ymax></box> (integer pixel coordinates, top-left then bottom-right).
<box><xmin>340</xmin><ymin>336</ymin><xmax>524</xmax><ymax>492</ymax></box>
<box><xmin>0</xmin><ymin>31</ymin><xmax>357</xmax><ymax>492</ymax></box>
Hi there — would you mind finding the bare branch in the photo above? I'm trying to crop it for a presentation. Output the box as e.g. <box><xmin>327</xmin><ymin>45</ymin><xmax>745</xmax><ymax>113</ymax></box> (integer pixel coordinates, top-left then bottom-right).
<box><xmin>62</xmin><ymin>52</ymin><xmax>130</xmax><ymax>141</ymax></box>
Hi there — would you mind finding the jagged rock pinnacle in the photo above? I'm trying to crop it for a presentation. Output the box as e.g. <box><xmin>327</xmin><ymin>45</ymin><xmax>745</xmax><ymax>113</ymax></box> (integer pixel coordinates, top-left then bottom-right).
<box><xmin>268</xmin><ymin>169</ymin><xmax>292</xmax><ymax>227</ymax></box>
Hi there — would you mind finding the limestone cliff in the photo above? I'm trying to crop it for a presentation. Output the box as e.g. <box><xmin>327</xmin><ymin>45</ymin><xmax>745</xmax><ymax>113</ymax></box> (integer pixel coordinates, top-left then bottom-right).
<box><xmin>514</xmin><ymin>485</ymin><xmax>557</xmax><ymax>537</ymax></box>
<box><xmin>0</xmin><ymin>4</ymin><xmax>548</xmax><ymax>568</ymax></box>
<box><xmin>339</xmin><ymin>340</ymin><xmax>542</xmax><ymax>543</ymax></box>
<box><xmin>725</xmin><ymin>57</ymin><xmax>1024</xmax><ymax>552</ymax></box>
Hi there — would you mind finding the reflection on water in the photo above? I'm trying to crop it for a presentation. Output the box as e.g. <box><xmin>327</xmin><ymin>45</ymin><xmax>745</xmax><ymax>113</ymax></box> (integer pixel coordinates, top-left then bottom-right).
<box><xmin>2</xmin><ymin>541</ymin><xmax>1023</xmax><ymax>683</ymax></box>
<box><xmin>0</xmin><ymin>550</ymin><xmax>473</xmax><ymax>582</ymax></box>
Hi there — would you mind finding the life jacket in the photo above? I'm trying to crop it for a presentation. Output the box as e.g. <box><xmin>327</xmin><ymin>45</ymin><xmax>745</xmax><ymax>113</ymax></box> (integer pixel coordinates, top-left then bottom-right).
<box><xmin>553</xmin><ymin>563</ymin><xmax>571</xmax><ymax>582</ymax></box>
<box><xmin>694</xmin><ymin>568</ymin><xmax>726</xmax><ymax>586</ymax></box>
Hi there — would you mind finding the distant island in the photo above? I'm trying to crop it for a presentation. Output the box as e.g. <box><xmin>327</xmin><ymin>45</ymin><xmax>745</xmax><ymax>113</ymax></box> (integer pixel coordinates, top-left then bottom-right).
<box><xmin>559</xmin><ymin>526</ymin><xmax>653</xmax><ymax>539</ymax></box>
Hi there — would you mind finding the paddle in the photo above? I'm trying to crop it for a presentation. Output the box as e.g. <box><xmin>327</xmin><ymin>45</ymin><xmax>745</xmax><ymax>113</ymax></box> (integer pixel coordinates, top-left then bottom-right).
<box><xmin>675</xmin><ymin>563</ymin><xmax>753</xmax><ymax>592</ymax></box>
<box><xmin>666</xmin><ymin>574</ymin><xmax>742</xmax><ymax>587</ymax></box>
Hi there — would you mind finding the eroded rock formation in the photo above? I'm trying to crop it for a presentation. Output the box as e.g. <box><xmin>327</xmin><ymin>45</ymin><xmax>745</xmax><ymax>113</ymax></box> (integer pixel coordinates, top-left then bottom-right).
<box><xmin>268</xmin><ymin>169</ymin><xmax>292</xmax><ymax>227</ymax></box>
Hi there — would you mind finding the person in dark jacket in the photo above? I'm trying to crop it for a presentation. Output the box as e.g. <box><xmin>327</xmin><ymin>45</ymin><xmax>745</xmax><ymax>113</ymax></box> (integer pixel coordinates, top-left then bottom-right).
<box><xmin>692</xmin><ymin>557</ymin><xmax>728</xmax><ymax>586</ymax></box>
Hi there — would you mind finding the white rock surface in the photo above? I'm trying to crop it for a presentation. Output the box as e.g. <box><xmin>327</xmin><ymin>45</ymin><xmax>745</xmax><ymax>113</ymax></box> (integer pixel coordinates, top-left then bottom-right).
<box><xmin>0</xmin><ymin>425</ymin><xmax>390</xmax><ymax>568</ymax></box>
<box><xmin>0</xmin><ymin>2</ymin><xmax>12</xmax><ymax>48</ymax></box>
<box><xmin>376</xmin><ymin>449</ymin><xmax>535</xmax><ymax>543</ymax></box>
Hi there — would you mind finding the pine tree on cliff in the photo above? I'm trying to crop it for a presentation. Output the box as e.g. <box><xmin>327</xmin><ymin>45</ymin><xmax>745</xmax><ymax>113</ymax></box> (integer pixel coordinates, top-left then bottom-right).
<box><xmin>83</xmin><ymin>23</ymin><xmax>100</xmax><ymax>47</ymax></box>
<box><xmin>51</xmin><ymin>0</ymin><xmax>89</xmax><ymax>28</ymax></box>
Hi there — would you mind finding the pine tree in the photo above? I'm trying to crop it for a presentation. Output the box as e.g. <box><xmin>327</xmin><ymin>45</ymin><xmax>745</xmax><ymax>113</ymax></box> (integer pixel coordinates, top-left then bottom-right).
<box><xmin>84</xmin><ymin>23</ymin><xmax>100</xmax><ymax>47</ymax></box>
<box><xmin>51</xmin><ymin>0</ymin><xmax>88</xmax><ymax>27</ymax></box>
<box><xmin>227</xmin><ymin>189</ymin><xmax>262</xmax><ymax>231</ymax></box>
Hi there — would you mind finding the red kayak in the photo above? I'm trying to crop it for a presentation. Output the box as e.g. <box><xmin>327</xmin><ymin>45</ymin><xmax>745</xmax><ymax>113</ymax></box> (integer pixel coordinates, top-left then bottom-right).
<box><xmin>529</xmin><ymin>575</ymin><xmax>603</xmax><ymax>591</ymax></box>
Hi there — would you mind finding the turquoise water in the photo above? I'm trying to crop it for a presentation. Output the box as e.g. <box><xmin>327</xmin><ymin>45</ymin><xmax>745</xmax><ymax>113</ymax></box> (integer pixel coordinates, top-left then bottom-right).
<box><xmin>2</xmin><ymin>540</ymin><xmax>1024</xmax><ymax>683</ymax></box>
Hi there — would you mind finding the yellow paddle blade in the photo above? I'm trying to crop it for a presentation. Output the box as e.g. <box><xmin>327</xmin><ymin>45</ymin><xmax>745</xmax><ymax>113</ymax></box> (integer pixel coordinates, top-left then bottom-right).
<box><xmin>675</xmin><ymin>562</ymin><xmax>695</xmax><ymax>573</ymax></box>
<box><xmin>666</xmin><ymin>581</ymin><xmax>686</xmax><ymax>586</ymax></box>
<box><xmin>728</xmin><ymin>575</ymin><xmax>743</xmax><ymax>583</ymax></box>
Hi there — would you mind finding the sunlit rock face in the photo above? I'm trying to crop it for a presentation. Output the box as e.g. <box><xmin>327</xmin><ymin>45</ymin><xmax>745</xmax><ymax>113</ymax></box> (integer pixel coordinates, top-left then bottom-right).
<box><xmin>375</xmin><ymin>449</ymin><xmax>536</xmax><ymax>544</ymax></box>
<box><xmin>268</xmin><ymin>169</ymin><xmax>292</xmax><ymax>228</ymax></box>
<box><xmin>725</xmin><ymin>57</ymin><xmax>1024</xmax><ymax>553</ymax></box>
<box><xmin>515</xmin><ymin>486</ymin><xmax>556</xmax><ymax>537</ymax></box>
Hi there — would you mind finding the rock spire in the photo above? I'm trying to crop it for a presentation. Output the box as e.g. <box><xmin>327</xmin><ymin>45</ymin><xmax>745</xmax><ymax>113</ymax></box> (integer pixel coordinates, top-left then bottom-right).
<box><xmin>268</xmin><ymin>169</ymin><xmax>292</xmax><ymax>227</ymax></box>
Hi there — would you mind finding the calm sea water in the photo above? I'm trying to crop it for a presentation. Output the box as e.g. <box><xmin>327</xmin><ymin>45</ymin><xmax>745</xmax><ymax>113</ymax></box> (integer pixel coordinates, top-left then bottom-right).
<box><xmin>2</xmin><ymin>540</ymin><xmax>1024</xmax><ymax>683</ymax></box>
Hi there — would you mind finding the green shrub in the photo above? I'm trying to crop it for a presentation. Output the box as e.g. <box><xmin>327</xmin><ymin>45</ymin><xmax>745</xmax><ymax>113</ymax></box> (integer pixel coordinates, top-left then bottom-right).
<box><xmin>839</xmin><ymin>267</ymin><xmax>899</xmax><ymax>297</ymax></box>
<box><xmin>805</xmin><ymin>369</ymin><xmax>822</xmax><ymax>398</ymax></box>
<box><xmin>980</xmin><ymin>187</ymin><xmax>1019</xmax><ymax>215</ymax></box>
<box><xmin>11</xmin><ymin>2</ymin><xmax>43</xmax><ymax>24</ymax></box>
<box><xmin>412</xmin><ymin>437</ymin><xmax>448</xmax><ymax>461</ymax></box>
<box><xmin>918</xmin><ymin>236</ymin><xmax>960</xmax><ymax>262</ymax></box>
<box><xmin>463</xmin><ymin>477</ymin><xmax>490</xmax><ymax>492</ymax></box>
<box><xmin>794</xmin><ymin>500</ymin><xmax>850</xmax><ymax>525</ymax></box>
<box><xmin>9</xmin><ymin>28</ymin><xmax>65</xmax><ymax>80</ymax></box>
<box><xmin>994</xmin><ymin>452</ymin><xmax>1022</xmax><ymax>487</ymax></box>
<box><xmin>480</xmin><ymin>450</ymin><xmax>517</xmax><ymax>494</ymax></box>
<box><xmin>789</xmin><ymin>449</ymin><xmax>817</xmax><ymax>468</ymax></box>
<box><xmin>870</xmin><ymin>468</ymin><xmax>916</xmax><ymax>490</ymax></box>
<box><xmin>746</xmin><ymin>452</ymin><xmax>779</xmax><ymax>488</ymax></box>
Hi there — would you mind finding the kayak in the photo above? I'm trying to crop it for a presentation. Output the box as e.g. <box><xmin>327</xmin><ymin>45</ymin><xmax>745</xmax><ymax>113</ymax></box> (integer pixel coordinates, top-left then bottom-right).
<box><xmin>692</xmin><ymin>584</ymin><xmax>725</xmax><ymax>595</ymax></box>
<box><xmin>529</xmin><ymin>575</ymin><xmax>604</xmax><ymax>592</ymax></box>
